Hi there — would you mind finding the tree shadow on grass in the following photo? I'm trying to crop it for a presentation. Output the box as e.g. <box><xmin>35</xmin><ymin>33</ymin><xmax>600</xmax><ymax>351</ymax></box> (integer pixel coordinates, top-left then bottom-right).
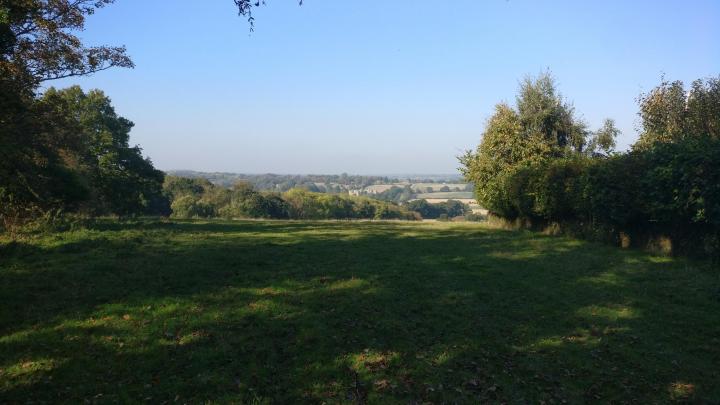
<box><xmin>1</xmin><ymin>220</ymin><xmax>718</xmax><ymax>403</ymax></box>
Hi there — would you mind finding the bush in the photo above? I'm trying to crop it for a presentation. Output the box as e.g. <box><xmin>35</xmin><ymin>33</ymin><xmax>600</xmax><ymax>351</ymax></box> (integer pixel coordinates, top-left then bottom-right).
<box><xmin>489</xmin><ymin>137</ymin><xmax>720</xmax><ymax>257</ymax></box>
<box><xmin>464</xmin><ymin>213</ymin><xmax>486</xmax><ymax>222</ymax></box>
<box><xmin>405</xmin><ymin>199</ymin><xmax>469</xmax><ymax>219</ymax></box>
<box><xmin>170</xmin><ymin>195</ymin><xmax>215</xmax><ymax>219</ymax></box>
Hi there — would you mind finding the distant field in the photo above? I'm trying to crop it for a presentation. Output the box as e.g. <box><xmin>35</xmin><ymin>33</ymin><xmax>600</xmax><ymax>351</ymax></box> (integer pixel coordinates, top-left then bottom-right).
<box><xmin>364</xmin><ymin>184</ymin><xmax>409</xmax><ymax>193</ymax></box>
<box><xmin>1</xmin><ymin>220</ymin><xmax>718</xmax><ymax>403</ymax></box>
<box><xmin>415</xmin><ymin>191</ymin><xmax>475</xmax><ymax>199</ymax></box>
<box><xmin>363</xmin><ymin>184</ymin><xmax>469</xmax><ymax>195</ymax></box>
<box><xmin>411</xmin><ymin>183</ymin><xmax>467</xmax><ymax>192</ymax></box>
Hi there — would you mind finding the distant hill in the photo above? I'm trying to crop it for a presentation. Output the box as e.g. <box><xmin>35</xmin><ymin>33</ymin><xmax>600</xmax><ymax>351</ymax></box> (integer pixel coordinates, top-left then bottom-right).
<box><xmin>166</xmin><ymin>170</ymin><xmax>465</xmax><ymax>193</ymax></box>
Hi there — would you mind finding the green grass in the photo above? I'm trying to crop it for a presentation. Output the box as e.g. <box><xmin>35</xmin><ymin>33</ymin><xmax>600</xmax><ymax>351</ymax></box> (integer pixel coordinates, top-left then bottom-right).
<box><xmin>1</xmin><ymin>219</ymin><xmax>718</xmax><ymax>403</ymax></box>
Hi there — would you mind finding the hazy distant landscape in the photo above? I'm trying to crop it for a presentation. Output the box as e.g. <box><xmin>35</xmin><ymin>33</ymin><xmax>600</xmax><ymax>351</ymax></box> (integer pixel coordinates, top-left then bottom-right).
<box><xmin>169</xmin><ymin>170</ymin><xmax>478</xmax><ymax>208</ymax></box>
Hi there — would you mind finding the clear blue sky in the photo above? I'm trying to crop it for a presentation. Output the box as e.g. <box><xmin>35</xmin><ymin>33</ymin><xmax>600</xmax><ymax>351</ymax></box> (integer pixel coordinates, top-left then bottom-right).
<box><xmin>54</xmin><ymin>0</ymin><xmax>719</xmax><ymax>174</ymax></box>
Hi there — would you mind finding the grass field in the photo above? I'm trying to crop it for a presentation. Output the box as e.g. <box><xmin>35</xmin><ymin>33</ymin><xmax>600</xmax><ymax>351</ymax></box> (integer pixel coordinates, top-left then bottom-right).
<box><xmin>1</xmin><ymin>220</ymin><xmax>719</xmax><ymax>403</ymax></box>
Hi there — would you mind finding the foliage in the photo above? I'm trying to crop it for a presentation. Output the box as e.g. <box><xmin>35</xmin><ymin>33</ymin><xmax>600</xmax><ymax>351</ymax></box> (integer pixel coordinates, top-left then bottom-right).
<box><xmin>170</xmin><ymin>195</ymin><xmax>215</xmax><ymax>219</ymax></box>
<box><xmin>463</xmin><ymin>74</ymin><xmax>720</xmax><ymax>257</ymax></box>
<box><xmin>167</xmin><ymin>171</ymin><xmax>466</xmax><ymax>193</ymax></box>
<box><xmin>371</xmin><ymin>185</ymin><xmax>415</xmax><ymax>203</ymax></box>
<box><xmin>43</xmin><ymin>86</ymin><xmax>169</xmax><ymax>216</ymax></box>
<box><xmin>0</xmin><ymin>0</ymin><xmax>132</xmax><ymax>86</ymax></box>
<box><xmin>587</xmin><ymin>118</ymin><xmax>620</xmax><ymax>156</ymax></box>
<box><xmin>405</xmin><ymin>199</ymin><xmax>469</xmax><ymax>219</ymax></box>
<box><xmin>1</xmin><ymin>220</ymin><xmax>718</xmax><ymax>402</ymax></box>
<box><xmin>635</xmin><ymin>77</ymin><xmax>720</xmax><ymax>149</ymax></box>
<box><xmin>460</xmin><ymin>72</ymin><xmax>608</xmax><ymax>214</ymax></box>
<box><xmin>0</xmin><ymin>0</ymin><xmax>166</xmax><ymax>227</ymax></box>
<box><xmin>164</xmin><ymin>178</ymin><xmax>418</xmax><ymax>221</ymax></box>
<box><xmin>515</xmin><ymin>72</ymin><xmax>588</xmax><ymax>154</ymax></box>
<box><xmin>493</xmin><ymin>138</ymin><xmax>720</xmax><ymax>256</ymax></box>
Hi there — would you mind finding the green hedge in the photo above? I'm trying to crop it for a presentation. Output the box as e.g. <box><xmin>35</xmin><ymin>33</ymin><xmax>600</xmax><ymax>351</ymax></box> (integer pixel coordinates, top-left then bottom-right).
<box><xmin>491</xmin><ymin>138</ymin><xmax>720</xmax><ymax>257</ymax></box>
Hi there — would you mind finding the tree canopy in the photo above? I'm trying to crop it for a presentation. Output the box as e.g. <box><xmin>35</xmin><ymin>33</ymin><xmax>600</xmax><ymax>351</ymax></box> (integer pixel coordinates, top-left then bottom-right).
<box><xmin>0</xmin><ymin>0</ymin><xmax>167</xmax><ymax>228</ymax></box>
<box><xmin>460</xmin><ymin>72</ymin><xmax>615</xmax><ymax>212</ymax></box>
<box><xmin>634</xmin><ymin>77</ymin><xmax>720</xmax><ymax>149</ymax></box>
<box><xmin>0</xmin><ymin>0</ymin><xmax>133</xmax><ymax>89</ymax></box>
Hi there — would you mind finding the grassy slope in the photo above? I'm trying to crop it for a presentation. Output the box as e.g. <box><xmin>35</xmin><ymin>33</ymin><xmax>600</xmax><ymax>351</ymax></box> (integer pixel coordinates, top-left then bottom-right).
<box><xmin>0</xmin><ymin>220</ymin><xmax>718</xmax><ymax>403</ymax></box>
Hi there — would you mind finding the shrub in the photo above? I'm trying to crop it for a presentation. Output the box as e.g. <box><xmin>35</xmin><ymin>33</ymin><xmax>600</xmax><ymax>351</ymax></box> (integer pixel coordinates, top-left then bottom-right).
<box><xmin>489</xmin><ymin>137</ymin><xmax>720</xmax><ymax>257</ymax></box>
<box><xmin>170</xmin><ymin>195</ymin><xmax>215</xmax><ymax>218</ymax></box>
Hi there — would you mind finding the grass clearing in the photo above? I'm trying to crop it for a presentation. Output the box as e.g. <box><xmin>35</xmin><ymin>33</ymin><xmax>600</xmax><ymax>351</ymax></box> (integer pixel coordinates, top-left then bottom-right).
<box><xmin>1</xmin><ymin>219</ymin><xmax>719</xmax><ymax>403</ymax></box>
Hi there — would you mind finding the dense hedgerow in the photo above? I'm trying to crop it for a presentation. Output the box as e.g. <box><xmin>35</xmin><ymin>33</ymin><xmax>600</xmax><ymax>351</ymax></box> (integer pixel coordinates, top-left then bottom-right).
<box><xmin>463</xmin><ymin>74</ymin><xmax>720</xmax><ymax>257</ymax></box>
<box><xmin>493</xmin><ymin>137</ymin><xmax>720</xmax><ymax>256</ymax></box>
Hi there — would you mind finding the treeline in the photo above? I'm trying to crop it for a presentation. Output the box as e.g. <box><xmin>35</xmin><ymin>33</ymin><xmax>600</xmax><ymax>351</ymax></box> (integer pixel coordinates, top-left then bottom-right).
<box><xmin>462</xmin><ymin>73</ymin><xmax>720</xmax><ymax>257</ymax></box>
<box><xmin>371</xmin><ymin>186</ymin><xmax>416</xmax><ymax>203</ymax></box>
<box><xmin>170</xmin><ymin>171</ymin><xmax>403</xmax><ymax>192</ymax></box>
<box><xmin>1</xmin><ymin>2</ymin><xmax>169</xmax><ymax>231</ymax></box>
<box><xmin>164</xmin><ymin>177</ymin><xmax>419</xmax><ymax>220</ymax></box>
<box><xmin>169</xmin><ymin>171</ymin><xmax>466</xmax><ymax>193</ymax></box>
<box><xmin>405</xmin><ymin>200</ymin><xmax>469</xmax><ymax>220</ymax></box>
<box><xmin>1</xmin><ymin>85</ymin><xmax>169</xmax><ymax>229</ymax></box>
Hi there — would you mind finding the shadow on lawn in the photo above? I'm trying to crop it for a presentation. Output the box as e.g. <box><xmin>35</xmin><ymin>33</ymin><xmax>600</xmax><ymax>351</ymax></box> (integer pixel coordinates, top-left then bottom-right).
<box><xmin>1</xmin><ymin>220</ymin><xmax>718</xmax><ymax>403</ymax></box>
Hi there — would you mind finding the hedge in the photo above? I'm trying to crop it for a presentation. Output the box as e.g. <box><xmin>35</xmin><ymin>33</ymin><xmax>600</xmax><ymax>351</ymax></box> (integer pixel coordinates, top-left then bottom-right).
<box><xmin>490</xmin><ymin>137</ymin><xmax>720</xmax><ymax>257</ymax></box>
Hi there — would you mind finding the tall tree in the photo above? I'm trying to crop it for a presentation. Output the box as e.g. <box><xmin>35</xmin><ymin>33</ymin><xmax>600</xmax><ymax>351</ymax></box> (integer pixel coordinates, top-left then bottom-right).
<box><xmin>635</xmin><ymin>76</ymin><xmax>720</xmax><ymax>149</ymax></box>
<box><xmin>41</xmin><ymin>86</ymin><xmax>168</xmax><ymax>216</ymax></box>
<box><xmin>516</xmin><ymin>72</ymin><xmax>588</xmax><ymax>154</ymax></box>
<box><xmin>1</xmin><ymin>0</ymin><xmax>136</xmax><ymax>224</ymax></box>
<box><xmin>460</xmin><ymin>72</ymin><xmax>601</xmax><ymax>212</ymax></box>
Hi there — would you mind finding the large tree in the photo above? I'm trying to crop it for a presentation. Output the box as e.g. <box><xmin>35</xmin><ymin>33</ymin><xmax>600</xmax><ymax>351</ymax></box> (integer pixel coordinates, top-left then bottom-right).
<box><xmin>0</xmin><ymin>0</ymin><xmax>180</xmax><ymax>226</ymax></box>
<box><xmin>42</xmin><ymin>86</ymin><xmax>168</xmax><ymax>216</ymax></box>
<box><xmin>460</xmin><ymin>72</ymin><xmax>600</xmax><ymax>212</ymax></box>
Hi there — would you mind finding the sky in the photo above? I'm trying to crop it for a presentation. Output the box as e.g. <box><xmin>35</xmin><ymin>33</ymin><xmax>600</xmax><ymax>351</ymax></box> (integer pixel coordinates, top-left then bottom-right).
<box><xmin>54</xmin><ymin>0</ymin><xmax>720</xmax><ymax>174</ymax></box>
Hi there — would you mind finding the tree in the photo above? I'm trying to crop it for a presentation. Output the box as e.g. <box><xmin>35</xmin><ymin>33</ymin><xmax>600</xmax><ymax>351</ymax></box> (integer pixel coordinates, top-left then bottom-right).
<box><xmin>1</xmin><ymin>0</ymin><xmax>135</xmax><ymax>225</ymax></box>
<box><xmin>635</xmin><ymin>76</ymin><xmax>720</xmax><ymax>149</ymax></box>
<box><xmin>163</xmin><ymin>176</ymin><xmax>210</xmax><ymax>200</ymax></box>
<box><xmin>460</xmin><ymin>72</ymin><xmax>613</xmax><ymax>215</ymax></box>
<box><xmin>516</xmin><ymin>72</ymin><xmax>588</xmax><ymax>154</ymax></box>
<box><xmin>587</xmin><ymin>118</ymin><xmax>620</xmax><ymax>156</ymax></box>
<box><xmin>41</xmin><ymin>86</ymin><xmax>168</xmax><ymax>216</ymax></box>
<box><xmin>443</xmin><ymin>200</ymin><xmax>469</xmax><ymax>218</ymax></box>
<box><xmin>459</xmin><ymin>103</ymin><xmax>525</xmax><ymax>212</ymax></box>
<box><xmin>406</xmin><ymin>199</ymin><xmax>441</xmax><ymax>219</ymax></box>
<box><xmin>0</xmin><ymin>0</ymin><xmax>133</xmax><ymax>87</ymax></box>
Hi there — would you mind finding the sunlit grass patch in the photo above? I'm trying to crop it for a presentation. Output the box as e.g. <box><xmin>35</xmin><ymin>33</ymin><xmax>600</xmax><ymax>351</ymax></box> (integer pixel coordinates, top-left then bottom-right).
<box><xmin>2</xmin><ymin>357</ymin><xmax>62</xmax><ymax>383</ymax></box>
<box><xmin>669</xmin><ymin>381</ymin><xmax>696</xmax><ymax>400</ymax></box>
<box><xmin>576</xmin><ymin>304</ymin><xmax>639</xmax><ymax>321</ymax></box>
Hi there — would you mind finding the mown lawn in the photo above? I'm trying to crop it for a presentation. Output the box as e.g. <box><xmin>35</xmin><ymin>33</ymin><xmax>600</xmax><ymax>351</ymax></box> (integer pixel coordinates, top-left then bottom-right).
<box><xmin>1</xmin><ymin>219</ymin><xmax>718</xmax><ymax>403</ymax></box>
